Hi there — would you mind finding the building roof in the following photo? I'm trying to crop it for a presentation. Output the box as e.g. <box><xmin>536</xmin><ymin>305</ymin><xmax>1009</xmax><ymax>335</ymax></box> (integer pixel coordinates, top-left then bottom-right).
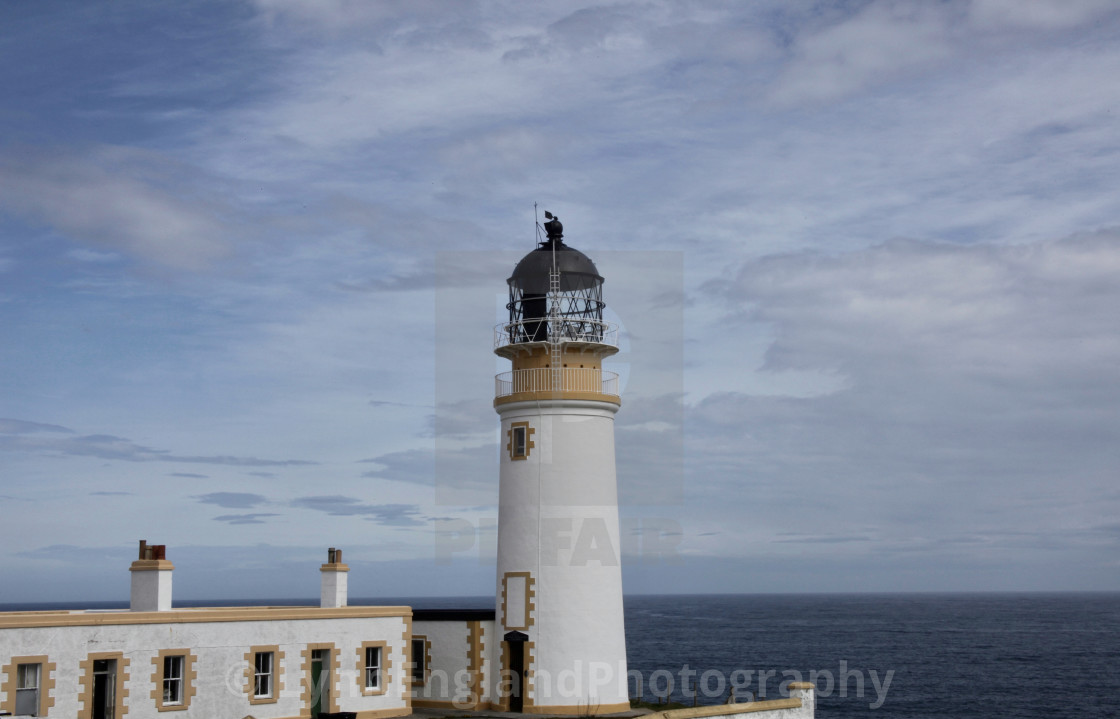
<box><xmin>509</xmin><ymin>238</ymin><xmax>603</xmax><ymax>295</ymax></box>
<box><xmin>411</xmin><ymin>608</ymin><xmax>496</xmax><ymax>622</ymax></box>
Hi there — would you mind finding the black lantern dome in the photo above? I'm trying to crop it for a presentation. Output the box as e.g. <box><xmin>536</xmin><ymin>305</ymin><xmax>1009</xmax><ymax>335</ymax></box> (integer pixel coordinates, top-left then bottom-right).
<box><xmin>506</xmin><ymin>215</ymin><xmax>606</xmax><ymax>344</ymax></box>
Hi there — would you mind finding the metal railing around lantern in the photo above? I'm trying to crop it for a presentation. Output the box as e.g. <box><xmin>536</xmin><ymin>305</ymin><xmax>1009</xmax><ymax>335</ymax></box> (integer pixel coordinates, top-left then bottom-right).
<box><xmin>494</xmin><ymin>319</ymin><xmax>618</xmax><ymax>351</ymax></box>
<box><xmin>494</xmin><ymin>368</ymin><xmax>620</xmax><ymax>400</ymax></box>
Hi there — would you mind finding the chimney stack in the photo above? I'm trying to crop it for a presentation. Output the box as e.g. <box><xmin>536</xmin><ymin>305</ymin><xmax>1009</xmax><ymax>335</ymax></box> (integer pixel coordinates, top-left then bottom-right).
<box><xmin>130</xmin><ymin>539</ymin><xmax>173</xmax><ymax>611</ymax></box>
<box><xmin>320</xmin><ymin>547</ymin><xmax>349</xmax><ymax>608</ymax></box>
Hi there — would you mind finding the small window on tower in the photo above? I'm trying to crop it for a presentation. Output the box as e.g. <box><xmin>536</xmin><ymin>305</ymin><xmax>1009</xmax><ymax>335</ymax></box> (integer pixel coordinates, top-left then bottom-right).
<box><xmin>508</xmin><ymin>421</ymin><xmax>533</xmax><ymax>460</ymax></box>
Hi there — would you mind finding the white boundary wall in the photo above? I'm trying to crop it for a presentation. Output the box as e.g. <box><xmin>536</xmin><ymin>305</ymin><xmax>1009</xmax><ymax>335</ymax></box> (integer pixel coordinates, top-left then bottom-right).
<box><xmin>650</xmin><ymin>685</ymin><xmax>815</xmax><ymax>719</ymax></box>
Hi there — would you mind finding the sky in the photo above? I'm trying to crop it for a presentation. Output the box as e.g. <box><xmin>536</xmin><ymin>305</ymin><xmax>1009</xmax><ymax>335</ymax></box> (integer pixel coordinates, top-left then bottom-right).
<box><xmin>1</xmin><ymin>0</ymin><xmax>1119</xmax><ymax>603</ymax></box>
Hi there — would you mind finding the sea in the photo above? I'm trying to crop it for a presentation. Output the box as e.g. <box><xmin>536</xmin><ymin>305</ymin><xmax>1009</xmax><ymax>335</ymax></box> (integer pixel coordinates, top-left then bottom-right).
<box><xmin>4</xmin><ymin>592</ymin><xmax>1118</xmax><ymax>718</ymax></box>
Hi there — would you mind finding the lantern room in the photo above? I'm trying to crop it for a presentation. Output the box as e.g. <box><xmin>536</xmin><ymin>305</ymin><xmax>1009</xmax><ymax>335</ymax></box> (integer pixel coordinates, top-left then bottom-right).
<box><xmin>494</xmin><ymin>214</ymin><xmax>620</xmax><ymax>407</ymax></box>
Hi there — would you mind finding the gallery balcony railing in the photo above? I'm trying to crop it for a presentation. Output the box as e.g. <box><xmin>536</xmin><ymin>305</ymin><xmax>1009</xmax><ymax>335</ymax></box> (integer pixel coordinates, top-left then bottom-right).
<box><xmin>494</xmin><ymin>368</ymin><xmax>620</xmax><ymax>404</ymax></box>
<box><xmin>494</xmin><ymin>318</ymin><xmax>618</xmax><ymax>351</ymax></box>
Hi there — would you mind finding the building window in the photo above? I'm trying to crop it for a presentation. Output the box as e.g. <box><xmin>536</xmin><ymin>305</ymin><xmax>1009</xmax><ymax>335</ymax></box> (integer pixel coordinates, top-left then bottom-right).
<box><xmin>411</xmin><ymin>638</ymin><xmax>424</xmax><ymax>680</ymax></box>
<box><xmin>411</xmin><ymin>637</ymin><xmax>430</xmax><ymax>686</ymax></box>
<box><xmin>365</xmin><ymin>646</ymin><xmax>381</xmax><ymax>690</ymax></box>
<box><xmin>16</xmin><ymin>663</ymin><xmax>40</xmax><ymax>716</ymax></box>
<box><xmin>244</xmin><ymin>646</ymin><xmax>284</xmax><ymax>705</ymax></box>
<box><xmin>151</xmin><ymin>649</ymin><xmax>196</xmax><ymax>711</ymax></box>
<box><xmin>163</xmin><ymin>656</ymin><xmax>183</xmax><ymax>705</ymax></box>
<box><xmin>507</xmin><ymin>421</ymin><xmax>534</xmax><ymax>461</ymax></box>
<box><xmin>2</xmin><ymin>656</ymin><xmax>56</xmax><ymax>718</ymax></box>
<box><xmin>356</xmin><ymin>641</ymin><xmax>390</xmax><ymax>697</ymax></box>
<box><xmin>254</xmin><ymin>652</ymin><xmax>273</xmax><ymax>698</ymax></box>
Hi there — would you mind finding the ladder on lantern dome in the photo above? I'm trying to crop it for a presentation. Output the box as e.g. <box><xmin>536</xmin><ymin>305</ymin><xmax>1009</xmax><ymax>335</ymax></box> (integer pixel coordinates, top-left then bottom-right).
<box><xmin>548</xmin><ymin>268</ymin><xmax>562</xmax><ymax>391</ymax></box>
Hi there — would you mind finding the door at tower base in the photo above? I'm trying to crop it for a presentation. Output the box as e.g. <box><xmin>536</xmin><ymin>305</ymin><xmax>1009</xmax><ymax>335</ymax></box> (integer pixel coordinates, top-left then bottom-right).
<box><xmin>503</xmin><ymin>631</ymin><xmax>528</xmax><ymax>713</ymax></box>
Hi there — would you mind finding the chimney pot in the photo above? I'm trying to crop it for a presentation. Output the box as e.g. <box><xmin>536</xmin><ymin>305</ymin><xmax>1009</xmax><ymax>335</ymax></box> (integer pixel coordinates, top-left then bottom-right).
<box><xmin>320</xmin><ymin>546</ymin><xmax>349</xmax><ymax>608</ymax></box>
<box><xmin>130</xmin><ymin>539</ymin><xmax>173</xmax><ymax>611</ymax></box>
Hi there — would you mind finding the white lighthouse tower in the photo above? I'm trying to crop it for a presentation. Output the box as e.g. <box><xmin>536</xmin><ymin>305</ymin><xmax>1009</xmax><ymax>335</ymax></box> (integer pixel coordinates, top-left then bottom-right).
<box><xmin>492</xmin><ymin>214</ymin><xmax>629</xmax><ymax>714</ymax></box>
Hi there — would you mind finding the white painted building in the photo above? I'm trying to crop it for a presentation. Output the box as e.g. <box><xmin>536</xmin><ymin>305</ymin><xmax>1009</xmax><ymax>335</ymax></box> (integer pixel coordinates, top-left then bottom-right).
<box><xmin>0</xmin><ymin>544</ymin><xmax>414</xmax><ymax>719</ymax></box>
<box><xmin>410</xmin><ymin>610</ymin><xmax>493</xmax><ymax>711</ymax></box>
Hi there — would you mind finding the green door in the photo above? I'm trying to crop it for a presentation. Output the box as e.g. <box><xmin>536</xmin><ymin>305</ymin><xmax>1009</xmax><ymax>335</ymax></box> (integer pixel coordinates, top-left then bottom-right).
<box><xmin>311</xmin><ymin>649</ymin><xmax>328</xmax><ymax>717</ymax></box>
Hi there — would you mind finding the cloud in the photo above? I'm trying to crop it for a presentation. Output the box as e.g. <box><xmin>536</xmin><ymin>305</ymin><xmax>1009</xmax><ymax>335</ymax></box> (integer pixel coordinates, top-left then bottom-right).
<box><xmin>67</xmin><ymin>248</ymin><xmax>121</xmax><ymax>264</ymax></box>
<box><xmin>502</xmin><ymin>5</ymin><xmax>649</xmax><ymax>61</ymax></box>
<box><xmin>289</xmin><ymin>496</ymin><xmax>424</xmax><ymax>526</ymax></box>
<box><xmin>174</xmin><ymin>455</ymin><xmax>317</xmax><ymax>467</ymax></box>
<box><xmin>0</xmin><ymin>424</ymin><xmax>317</xmax><ymax>467</ymax></box>
<box><xmin>249</xmin><ymin>0</ymin><xmax>477</xmax><ymax>37</ymax></box>
<box><xmin>362</xmin><ymin>442</ymin><xmax>501</xmax><ymax>506</ymax></box>
<box><xmin>170</xmin><ymin>473</ymin><xmax>209</xmax><ymax>479</ymax></box>
<box><xmin>0</xmin><ymin>419</ymin><xmax>73</xmax><ymax>435</ymax></box>
<box><xmin>772</xmin><ymin>534</ymin><xmax>874</xmax><ymax>544</ymax></box>
<box><xmin>722</xmin><ymin>230</ymin><xmax>1120</xmax><ymax>390</ymax></box>
<box><xmin>195</xmin><ymin>492</ymin><xmax>269</xmax><ymax>509</ymax></box>
<box><xmin>4</xmin><ymin>2</ymin><xmax>1120</xmax><ymax>594</ymax></box>
<box><xmin>766</xmin><ymin>0</ymin><xmax>1120</xmax><ymax>109</ymax></box>
<box><xmin>360</xmin><ymin>449</ymin><xmax>434</xmax><ymax>485</ymax></box>
<box><xmin>769</xmin><ymin>2</ymin><xmax>955</xmax><ymax>107</ymax></box>
<box><xmin>0</xmin><ymin>146</ymin><xmax>235</xmax><ymax>270</ymax></box>
<box><xmin>89</xmin><ymin>491</ymin><xmax>132</xmax><ymax>497</ymax></box>
<box><xmin>15</xmin><ymin>544</ymin><xmax>132</xmax><ymax>564</ymax></box>
<box><xmin>369</xmin><ymin>400</ymin><xmax>429</xmax><ymax>409</ymax></box>
<box><xmin>969</xmin><ymin>0</ymin><xmax>1117</xmax><ymax>30</ymax></box>
<box><xmin>213</xmin><ymin>513</ymin><xmax>282</xmax><ymax>525</ymax></box>
<box><xmin>614</xmin><ymin>393</ymin><xmax>685</xmax><ymax>506</ymax></box>
<box><xmin>685</xmin><ymin>229</ymin><xmax>1120</xmax><ymax>546</ymax></box>
<box><xmin>336</xmin><ymin>248</ymin><xmax>509</xmax><ymax>294</ymax></box>
<box><xmin>429</xmin><ymin>398</ymin><xmax>494</xmax><ymax>440</ymax></box>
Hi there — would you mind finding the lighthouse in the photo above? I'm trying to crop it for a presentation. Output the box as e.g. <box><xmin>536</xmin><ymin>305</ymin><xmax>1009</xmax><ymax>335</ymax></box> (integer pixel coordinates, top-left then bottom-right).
<box><xmin>492</xmin><ymin>214</ymin><xmax>629</xmax><ymax>714</ymax></box>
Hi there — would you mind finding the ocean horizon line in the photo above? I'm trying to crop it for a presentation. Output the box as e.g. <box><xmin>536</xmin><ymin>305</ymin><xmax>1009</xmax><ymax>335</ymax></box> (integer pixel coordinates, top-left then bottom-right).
<box><xmin>4</xmin><ymin>588</ymin><xmax>1119</xmax><ymax>612</ymax></box>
